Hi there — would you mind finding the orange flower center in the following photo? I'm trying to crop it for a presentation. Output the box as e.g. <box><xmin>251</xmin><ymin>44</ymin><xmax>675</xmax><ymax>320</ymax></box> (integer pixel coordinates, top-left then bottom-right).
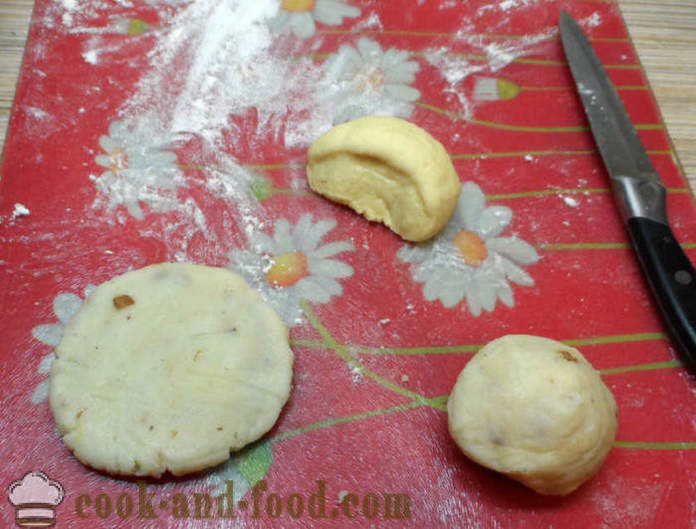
<box><xmin>282</xmin><ymin>0</ymin><xmax>315</xmax><ymax>12</ymax></box>
<box><xmin>266</xmin><ymin>251</ymin><xmax>309</xmax><ymax>287</ymax></box>
<box><xmin>453</xmin><ymin>230</ymin><xmax>488</xmax><ymax>267</ymax></box>
<box><xmin>356</xmin><ymin>67</ymin><xmax>386</xmax><ymax>93</ymax></box>
<box><xmin>109</xmin><ymin>147</ymin><xmax>129</xmax><ymax>175</ymax></box>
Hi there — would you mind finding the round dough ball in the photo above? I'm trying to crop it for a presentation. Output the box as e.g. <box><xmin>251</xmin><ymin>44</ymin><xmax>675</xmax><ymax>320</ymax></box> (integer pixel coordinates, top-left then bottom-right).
<box><xmin>307</xmin><ymin>116</ymin><xmax>461</xmax><ymax>242</ymax></box>
<box><xmin>49</xmin><ymin>263</ymin><xmax>293</xmax><ymax>478</ymax></box>
<box><xmin>447</xmin><ymin>335</ymin><xmax>617</xmax><ymax>495</ymax></box>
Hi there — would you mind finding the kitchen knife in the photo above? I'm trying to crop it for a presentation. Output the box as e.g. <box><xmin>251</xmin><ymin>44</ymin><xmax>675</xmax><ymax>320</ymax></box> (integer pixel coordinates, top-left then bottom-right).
<box><xmin>559</xmin><ymin>10</ymin><xmax>696</xmax><ymax>375</ymax></box>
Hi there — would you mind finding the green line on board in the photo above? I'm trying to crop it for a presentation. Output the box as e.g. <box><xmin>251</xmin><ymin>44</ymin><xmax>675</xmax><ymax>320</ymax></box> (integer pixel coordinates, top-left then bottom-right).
<box><xmin>246</xmin><ymin>163</ymin><xmax>305</xmax><ymax>170</ymax></box>
<box><xmin>355</xmin><ymin>344</ymin><xmax>483</xmax><ymax>355</ymax></box>
<box><xmin>300</xmin><ymin>300</ymin><xmax>446</xmax><ymax>411</ymax></box>
<box><xmin>418</xmin><ymin>102</ymin><xmax>663</xmax><ymax>133</ymax></box>
<box><xmin>541</xmin><ymin>242</ymin><xmax>696</xmax><ymax>250</ymax></box>
<box><xmin>451</xmin><ymin>149</ymin><xmax>670</xmax><ymax>160</ymax></box>
<box><xmin>317</xmin><ymin>28</ymin><xmax>627</xmax><ymax>42</ymax></box>
<box><xmin>452</xmin><ymin>150</ymin><xmax>594</xmax><ymax>159</ymax></box>
<box><xmin>352</xmin><ymin>332</ymin><xmax>668</xmax><ymax>357</ymax></box>
<box><xmin>614</xmin><ymin>441</ymin><xmax>696</xmax><ymax>450</ymax></box>
<box><xmin>468</xmin><ymin>118</ymin><xmax>587</xmax><ymax>133</ymax></box>
<box><xmin>539</xmin><ymin>242</ymin><xmax>628</xmax><ymax>250</ymax></box>
<box><xmin>272</xmin><ymin>400</ymin><xmax>425</xmax><ymax>442</ymax></box>
<box><xmin>289</xmin><ymin>339</ymin><xmax>325</xmax><ymax>349</ymax></box>
<box><xmin>421</xmin><ymin>52</ymin><xmax>638</xmax><ymax>70</ymax></box>
<box><xmin>600</xmin><ymin>359</ymin><xmax>681</xmax><ymax>376</ymax></box>
<box><xmin>520</xmin><ymin>85</ymin><xmax>647</xmax><ymax>92</ymax></box>
<box><xmin>487</xmin><ymin>188</ymin><xmax>608</xmax><ymax>200</ymax></box>
<box><xmin>563</xmin><ymin>332</ymin><xmax>667</xmax><ymax>348</ymax></box>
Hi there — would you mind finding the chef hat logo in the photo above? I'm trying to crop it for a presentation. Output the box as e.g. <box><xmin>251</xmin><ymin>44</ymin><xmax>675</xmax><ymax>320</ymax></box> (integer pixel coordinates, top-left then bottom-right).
<box><xmin>7</xmin><ymin>471</ymin><xmax>64</xmax><ymax>528</ymax></box>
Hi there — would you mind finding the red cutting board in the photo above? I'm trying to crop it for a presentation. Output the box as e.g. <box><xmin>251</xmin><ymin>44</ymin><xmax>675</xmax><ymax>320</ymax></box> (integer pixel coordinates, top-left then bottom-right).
<box><xmin>1</xmin><ymin>0</ymin><xmax>695</xmax><ymax>527</ymax></box>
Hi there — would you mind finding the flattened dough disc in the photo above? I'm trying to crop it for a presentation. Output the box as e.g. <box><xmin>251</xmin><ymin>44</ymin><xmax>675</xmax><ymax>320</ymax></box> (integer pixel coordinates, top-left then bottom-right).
<box><xmin>50</xmin><ymin>263</ymin><xmax>293</xmax><ymax>477</ymax></box>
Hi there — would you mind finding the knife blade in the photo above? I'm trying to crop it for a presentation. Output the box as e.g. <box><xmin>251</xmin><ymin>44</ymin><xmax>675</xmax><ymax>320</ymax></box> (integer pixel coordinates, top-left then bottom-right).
<box><xmin>559</xmin><ymin>10</ymin><xmax>696</xmax><ymax>375</ymax></box>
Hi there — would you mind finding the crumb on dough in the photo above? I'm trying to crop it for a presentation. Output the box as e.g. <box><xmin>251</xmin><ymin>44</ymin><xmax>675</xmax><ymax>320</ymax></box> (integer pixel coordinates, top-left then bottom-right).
<box><xmin>558</xmin><ymin>350</ymin><xmax>578</xmax><ymax>363</ymax></box>
<box><xmin>113</xmin><ymin>294</ymin><xmax>135</xmax><ymax>309</ymax></box>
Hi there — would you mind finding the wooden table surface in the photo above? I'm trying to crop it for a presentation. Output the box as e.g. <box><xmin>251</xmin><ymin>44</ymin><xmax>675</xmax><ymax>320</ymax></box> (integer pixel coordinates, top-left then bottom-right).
<box><xmin>1</xmin><ymin>1</ymin><xmax>694</xmax><ymax>188</ymax></box>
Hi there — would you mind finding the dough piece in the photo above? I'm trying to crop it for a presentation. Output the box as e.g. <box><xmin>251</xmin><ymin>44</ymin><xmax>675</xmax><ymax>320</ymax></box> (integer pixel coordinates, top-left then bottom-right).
<box><xmin>49</xmin><ymin>263</ymin><xmax>293</xmax><ymax>478</ymax></box>
<box><xmin>307</xmin><ymin>116</ymin><xmax>461</xmax><ymax>242</ymax></box>
<box><xmin>447</xmin><ymin>335</ymin><xmax>617</xmax><ymax>495</ymax></box>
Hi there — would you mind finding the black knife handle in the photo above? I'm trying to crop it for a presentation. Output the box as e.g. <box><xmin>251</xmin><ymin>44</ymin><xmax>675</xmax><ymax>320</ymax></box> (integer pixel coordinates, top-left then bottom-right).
<box><xmin>627</xmin><ymin>217</ymin><xmax>696</xmax><ymax>374</ymax></box>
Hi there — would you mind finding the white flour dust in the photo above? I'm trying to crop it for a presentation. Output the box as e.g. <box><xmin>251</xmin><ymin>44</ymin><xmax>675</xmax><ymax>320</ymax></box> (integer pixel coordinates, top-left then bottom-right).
<box><xmin>123</xmin><ymin>0</ymin><xmax>323</xmax><ymax>149</ymax></box>
<box><xmin>424</xmin><ymin>8</ymin><xmax>602</xmax><ymax>121</ymax></box>
<box><xmin>47</xmin><ymin>0</ymin><xmax>604</xmax><ymax>260</ymax></box>
<box><xmin>425</xmin><ymin>48</ymin><xmax>486</xmax><ymax>120</ymax></box>
<box><xmin>478</xmin><ymin>0</ymin><xmax>540</xmax><ymax>15</ymax></box>
<box><xmin>12</xmin><ymin>203</ymin><xmax>31</xmax><ymax>219</ymax></box>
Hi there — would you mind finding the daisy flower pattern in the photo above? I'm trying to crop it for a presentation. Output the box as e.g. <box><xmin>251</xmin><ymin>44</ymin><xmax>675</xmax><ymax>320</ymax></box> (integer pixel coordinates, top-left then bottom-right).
<box><xmin>227</xmin><ymin>214</ymin><xmax>353</xmax><ymax>326</ymax></box>
<box><xmin>268</xmin><ymin>0</ymin><xmax>360</xmax><ymax>39</ymax></box>
<box><xmin>398</xmin><ymin>182</ymin><xmax>539</xmax><ymax>316</ymax></box>
<box><xmin>93</xmin><ymin>115</ymin><xmax>184</xmax><ymax>220</ymax></box>
<box><xmin>320</xmin><ymin>37</ymin><xmax>421</xmax><ymax>123</ymax></box>
<box><xmin>30</xmin><ymin>286</ymin><xmax>95</xmax><ymax>404</ymax></box>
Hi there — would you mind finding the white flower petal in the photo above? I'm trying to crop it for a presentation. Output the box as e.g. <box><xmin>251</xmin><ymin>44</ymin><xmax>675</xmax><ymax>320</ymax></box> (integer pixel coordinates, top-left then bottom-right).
<box><xmin>54</xmin><ymin>293</ymin><xmax>83</xmax><ymax>324</ymax></box>
<box><xmin>324</xmin><ymin>45</ymin><xmax>362</xmax><ymax>82</ymax></box>
<box><xmin>357</xmin><ymin>38</ymin><xmax>383</xmax><ymax>61</ymax></box>
<box><xmin>261</xmin><ymin>285</ymin><xmax>301</xmax><ymax>325</ymax></box>
<box><xmin>32</xmin><ymin>323</ymin><xmax>63</xmax><ymax>347</ymax></box>
<box><xmin>459</xmin><ymin>182</ymin><xmax>486</xmax><ymax>229</ymax></box>
<box><xmin>291</xmin><ymin>12</ymin><xmax>316</xmax><ymax>38</ymax></box>
<box><xmin>477</xmin><ymin>282</ymin><xmax>498</xmax><ymax>313</ymax></box>
<box><xmin>95</xmin><ymin>154</ymin><xmax>112</xmax><ymax>169</ymax></box>
<box><xmin>249</xmin><ymin>230</ymin><xmax>277</xmax><ymax>254</ymax></box>
<box><xmin>295</xmin><ymin>277</ymin><xmax>332</xmax><ymax>304</ymax></box>
<box><xmin>126</xmin><ymin>200</ymin><xmax>145</xmax><ymax>220</ymax></box>
<box><xmin>438</xmin><ymin>280</ymin><xmax>467</xmax><ymax>308</ymax></box>
<box><xmin>109</xmin><ymin>119</ymin><xmax>127</xmax><ymax>138</ymax></box>
<box><xmin>473</xmin><ymin>206</ymin><xmax>512</xmax><ymax>239</ymax></box>
<box><xmin>273</xmin><ymin>218</ymin><xmax>294</xmax><ymax>253</ymax></box>
<box><xmin>312</xmin><ymin>275</ymin><xmax>343</xmax><ymax>297</ymax></box>
<box><xmin>311</xmin><ymin>241</ymin><xmax>354</xmax><ymax>259</ymax></box>
<box><xmin>501</xmin><ymin>258</ymin><xmax>535</xmax><ymax>286</ymax></box>
<box><xmin>386</xmin><ymin>51</ymin><xmax>419</xmax><ymax>70</ymax></box>
<box><xmin>497</xmin><ymin>282</ymin><xmax>515</xmax><ymax>308</ymax></box>
<box><xmin>267</xmin><ymin>10</ymin><xmax>291</xmax><ymax>33</ymax></box>
<box><xmin>384</xmin><ymin>64</ymin><xmax>419</xmax><ymax>85</ymax></box>
<box><xmin>31</xmin><ymin>379</ymin><xmax>51</xmax><ymax>405</ymax></box>
<box><xmin>397</xmin><ymin>244</ymin><xmax>429</xmax><ymax>264</ymax></box>
<box><xmin>38</xmin><ymin>353</ymin><xmax>55</xmax><ymax>374</ymax></box>
<box><xmin>99</xmin><ymin>135</ymin><xmax>118</xmax><ymax>153</ymax></box>
<box><xmin>291</xmin><ymin>213</ymin><xmax>315</xmax><ymax>249</ymax></box>
<box><xmin>487</xmin><ymin>237</ymin><xmax>540</xmax><ymax>265</ymax></box>
<box><xmin>384</xmin><ymin>84</ymin><xmax>420</xmax><ymax>102</ymax></box>
<box><xmin>298</xmin><ymin>218</ymin><xmax>337</xmax><ymax>253</ymax></box>
<box><xmin>278</xmin><ymin>294</ymin><xmax>306</xmax><ymax>327</ymax></box>
<box><xmin>97</xmin><ymin>170</ymin><xmax>116</xmax><ymax>188</ymax></box>
<box><xmin>314</xmin><ymin>0</ymin><xmax>360</xmax><ymax>25</ymax></box>
<box><xmin>465</xmin><ymin>284</ymin><xmax>483</xmax><ymax>317</ymax></box>
<box><xmin>422</xmin><ymin>277</ymin><xmax>447</xmax><ymax>302</ymax></box>
<box><xmin>308</xmin><ymin>258</ymin><xmax>353</xmax><ymax>279</ymax></box>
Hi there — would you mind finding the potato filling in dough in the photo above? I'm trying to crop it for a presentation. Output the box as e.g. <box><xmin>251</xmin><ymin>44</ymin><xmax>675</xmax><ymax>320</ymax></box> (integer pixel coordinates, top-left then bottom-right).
<box><xmin>447</xmin><ymin>335</ymin><xmax>618</xmax><ymax>495</ymax></box>
<box><xmin>50</xmin><ymin>263</ymin><xmax>294</xmax><ymax>478</ymax></box>
<box><xmin>307</xmin><ymin>116</ymin><xmax>461</xmax><ymax>242</ymax></box>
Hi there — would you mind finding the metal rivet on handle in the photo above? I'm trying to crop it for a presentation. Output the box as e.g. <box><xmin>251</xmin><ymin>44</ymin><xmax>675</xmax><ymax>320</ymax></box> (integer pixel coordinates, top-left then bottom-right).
<box><xmin>674</xmin><ymin>270</ymin><xmax>692</xmax><ymax>285</ymax></box>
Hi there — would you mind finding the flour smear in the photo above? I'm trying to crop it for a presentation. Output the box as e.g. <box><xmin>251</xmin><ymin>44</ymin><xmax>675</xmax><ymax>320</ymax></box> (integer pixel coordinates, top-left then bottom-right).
<box><xmin>50</xmin><ymin>0</ymin><xmax>603</xmax><ymax>257</ymax></box>
<box><xmin>123</xmin><ymin>0</ymin><xmax>327</xmax><ymax>150</ymax></box>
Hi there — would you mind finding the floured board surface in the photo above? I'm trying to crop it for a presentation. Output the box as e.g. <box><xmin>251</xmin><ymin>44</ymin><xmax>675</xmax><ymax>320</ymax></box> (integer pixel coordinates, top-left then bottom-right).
<box><xmin>1</xmin><ymin>0</ymin><xmax>695</xmax><ymax>527</ymax></box>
